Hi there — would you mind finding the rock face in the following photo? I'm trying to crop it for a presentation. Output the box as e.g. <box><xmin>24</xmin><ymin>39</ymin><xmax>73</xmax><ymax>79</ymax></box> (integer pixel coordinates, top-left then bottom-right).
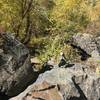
<box><xmin>10</xmin><ymin>33</ymin><xmax>100</xmax><ymax>100</ymax></box>
<box><xmin>66</xmin><ymin>33</ymin><xmax>100</xmax><ymax>61</ymax></box>
<box><xmin>72</xmin><ymin>33</ymin><xmax>100</xmax><ymax>58</ymax></box>
<box><xmin>10</xmin><ymin>63</ymin><xmax>100</xmax><ymax>100</ymax></box>
<box><xmin>0</xmin><ymin>33</ymin><xmax>36</xmax><ymax>98</ymax></box>
<box><xmin>72</xmin><ymin>33</ymin><xmax>99</xmax><ymax>54</ymax></box>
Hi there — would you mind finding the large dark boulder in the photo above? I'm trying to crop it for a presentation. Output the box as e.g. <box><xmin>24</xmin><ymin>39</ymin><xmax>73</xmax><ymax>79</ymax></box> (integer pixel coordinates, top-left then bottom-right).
<box><xmin>0</xmin><ymin>33</ymin><xmax>36</xmax><ymax>97</ymax></box>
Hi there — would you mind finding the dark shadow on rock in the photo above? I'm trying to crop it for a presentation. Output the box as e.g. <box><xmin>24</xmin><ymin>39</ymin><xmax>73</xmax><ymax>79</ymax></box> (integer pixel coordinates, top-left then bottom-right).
<box><xmin>39</xmin><ymin>63</ymin><xmax>53</xmax><ymax>74</ymax></box>
<box><xmin>25</xmin><ymin>72</ymin><xmax>39</xmax><ymax>86</ymax></box>
<box><xmin>71</xmin><ymin>44</ymin><xmax>91</xmax><ymax>61</ymax></box>
<box><xmin>26</xmin><ymin>63</ymin><xmax>53</xmax><ymax>90</ymax></box>
<box><xmin>68</xmin><ymin>97</ymin><xmax>81</xmax><ymax>100</ymax></box>
<box><xmin>0</xmin><ymin>55</ymin><xmax>6</xmax><ymax>66</ymax></box>
<box><xmin>0</xmin><ymin>92</ymin><xmax>10</xmax><ymax>100</ymax></box>
<box><xmin>71</xmin><ymin>76</ymin><xmax>87</xmax><ymax>100</ymax></box>
<box><xmin>65</xmin><ymin>63</ymin><xmax>75</xmax><ymax>68</ymax></box>
<box><xmin>65</xmin><ymin>40</ymin><xmax>91</xmax><ymax>61</ymax></box>
<box><xmin>8</xmin><ymin>72</ymin><xmax>39</xmax><ymax>100</ymax></box>
<box><xmin>32</xmin><ymin>96</ymin><xmax>45</xmax><ymax>100</ymax></box>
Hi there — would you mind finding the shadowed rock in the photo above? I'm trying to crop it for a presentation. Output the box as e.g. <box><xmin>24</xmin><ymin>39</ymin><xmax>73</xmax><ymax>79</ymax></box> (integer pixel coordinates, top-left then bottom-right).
<box><xmin>8</xmin><ymin>33</ymin><xmax>100</xmax><ymax>100</ymax></box>
<box><xmin>10</xmin><ymin>64</ymin><xmax>100</xmax><ymax>100</ymax></box>
<box><xmin>0</xmin><ymin>33</ymin><xmax>37</xmax><ymax>98</ymax></box>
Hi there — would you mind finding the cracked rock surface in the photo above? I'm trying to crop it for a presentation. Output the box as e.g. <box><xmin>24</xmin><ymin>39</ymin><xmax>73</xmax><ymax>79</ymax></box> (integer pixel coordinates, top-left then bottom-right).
<box><xmin>0</xmin><ymin>33</ymin><xmax>37</xmax><ymax>98</ymax></box>
<box><xmin>10</xmin><ymin>63</ymin><xmax>100</xmax><ymax>100</ymax></box>
<box><xmin>1</xmin><ymin>33</ymin><xmax>100</xmax><ymax>100</ymax></box>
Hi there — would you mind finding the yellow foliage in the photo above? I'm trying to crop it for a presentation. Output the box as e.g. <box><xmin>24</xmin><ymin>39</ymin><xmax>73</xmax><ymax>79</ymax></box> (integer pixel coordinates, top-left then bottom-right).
<box><xmin>50</xmin><ymin>0</ymin><xmax>82</xmax><ymax>27</ymax></box>
<box><xmin>1</xmin><ymin>0</ymin><xmax>100</xmax><ymax>63</ymax></box>
<box><xmin>89</xmin><ymin>1</ymin><xmax>100</xmax><ymax>21</ymax></box>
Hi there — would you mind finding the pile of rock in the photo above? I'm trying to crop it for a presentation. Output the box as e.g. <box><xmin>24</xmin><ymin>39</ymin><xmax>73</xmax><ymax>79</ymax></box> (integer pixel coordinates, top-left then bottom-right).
<box><xmin>10</xmin><ymin>33</ymin><xmax>100</xmax><ymax>100</ymax></box>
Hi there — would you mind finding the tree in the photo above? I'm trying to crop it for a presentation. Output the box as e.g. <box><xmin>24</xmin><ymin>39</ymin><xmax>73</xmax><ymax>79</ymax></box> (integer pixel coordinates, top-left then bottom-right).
<box><xmin>0</xmin><ymin>0</ymin><xmax>51</xmax><ymax>44</ymax></box>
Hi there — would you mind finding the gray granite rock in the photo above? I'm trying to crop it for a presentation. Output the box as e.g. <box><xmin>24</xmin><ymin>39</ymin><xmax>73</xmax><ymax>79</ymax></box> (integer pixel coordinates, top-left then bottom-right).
<box><xmin>7</xmin><ymin>33</ymin><xmax>100</xmax><ymax>100</ymax></box>
<box><xmin>10</xmin><ymin>64</ymin><xmax>100</xmax><ymax>100</ymax></box>
<box><xmin>72</xmin><ymin>33</ymin><xmax>99</xmax><ymax>56</ymax></box>
<box><xmin>69</xmin><ymin>33</ymin><xmax>100</xmax><ymax>61</ymax></box>
<box><xmin>0</xmin><ymin>33</ymin><xmax>37</xmax><ymax>97</ymax></box>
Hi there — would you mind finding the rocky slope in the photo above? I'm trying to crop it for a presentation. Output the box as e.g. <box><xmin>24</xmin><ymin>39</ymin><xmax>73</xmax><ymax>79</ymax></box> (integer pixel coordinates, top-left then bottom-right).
<box><xmin>10</xmin><ymin>64</ymin><xmax>100</xmax><ymax>100</ymax></box>
<box><xmin>10</xmin><ymin>33</ymin><xmax>100</xmax><ymax>100</ymax></box>
<box><xmin>0</xmin><ymin>33</ymin><xmax>100</xmax><ymax>100</ymax></box>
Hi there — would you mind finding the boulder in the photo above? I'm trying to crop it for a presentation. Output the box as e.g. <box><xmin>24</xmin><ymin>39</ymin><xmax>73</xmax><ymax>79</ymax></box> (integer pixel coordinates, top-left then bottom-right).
<box><xmin>10</xmin><ymin>68</ymin><xmax>80</xmax><ymax>100</ymax></box>
<box><xmin>10</xmin><ymin>63</ymin><xmax>100</xmax><ymax>100</ymax></box>
<box><xmin>6</xmin><ymin>33</ymin><xmax>100</xmax><ymax>100</ymax></box>
<box><xmin>72</xmin><ymin>33</ymin><xmax>98</xmax><ymax>54</ymax></box>
<box><xmin>67</xmin><ymin>33</ymin><xmax>100</xmax><ymax>60</ymax></box>
<box><xmin>0</xmin><ymin>33</ymin><xmax>37</xmax><ymax>98</ymax></box>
